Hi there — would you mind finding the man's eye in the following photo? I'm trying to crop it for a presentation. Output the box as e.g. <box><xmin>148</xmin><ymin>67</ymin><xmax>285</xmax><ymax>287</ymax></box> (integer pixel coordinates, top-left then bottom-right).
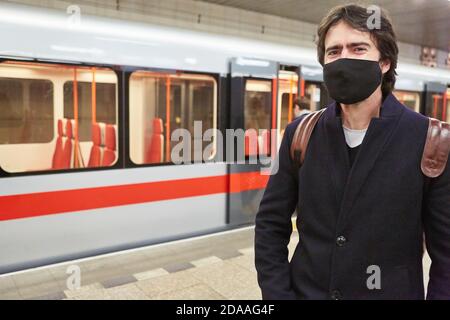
<box><xmin>327</xmin><ymin>50</ymin><xmax>337</xmax><ymax>56</ymax></box>
<box><xmin>355</xmin><ymin>47</ymin><xmax>366</xmax><ymax>52</ymax></box>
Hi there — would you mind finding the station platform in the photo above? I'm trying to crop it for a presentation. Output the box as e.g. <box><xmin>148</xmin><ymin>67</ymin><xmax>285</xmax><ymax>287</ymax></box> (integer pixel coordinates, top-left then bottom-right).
<box><xmin>0</xmin><ymin>223</ymin><xmax>431</xmax><ymax>300</ymax></box>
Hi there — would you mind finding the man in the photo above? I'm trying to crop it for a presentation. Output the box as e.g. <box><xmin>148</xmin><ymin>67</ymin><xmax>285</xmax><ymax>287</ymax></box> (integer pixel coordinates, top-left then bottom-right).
<box><xmin>294</xmin><ymin>97</ymin><xmax>311</xmax><ymax>119</ymax></box>
<box><xmin>255</xmin><ymin>4</ymin><xmax>450</xmax><ymax>300</ymax></box>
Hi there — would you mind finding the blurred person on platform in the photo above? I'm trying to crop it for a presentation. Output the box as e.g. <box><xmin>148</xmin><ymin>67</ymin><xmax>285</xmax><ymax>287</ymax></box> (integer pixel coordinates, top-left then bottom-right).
<box><xmin>293</xmin><ymin>96</ymin><xmax>312</xmax><ymax>119</ymax></box>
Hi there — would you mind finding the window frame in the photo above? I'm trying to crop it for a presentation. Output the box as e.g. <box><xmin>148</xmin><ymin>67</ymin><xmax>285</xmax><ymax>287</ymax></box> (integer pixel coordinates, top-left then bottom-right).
<box><xmin>0</xmin><ymin>58</ymin><xmax>122</xmax><ymax>177</ymax></box>
<box><xmin>127</xmin><ymin>68</ymin><xmax>219</xmax><ymax>167</ymax></box>
<box><xmin>242</xmin><ymin>76</ymin><xmax>275</xmax><ymax>158</ymax></box>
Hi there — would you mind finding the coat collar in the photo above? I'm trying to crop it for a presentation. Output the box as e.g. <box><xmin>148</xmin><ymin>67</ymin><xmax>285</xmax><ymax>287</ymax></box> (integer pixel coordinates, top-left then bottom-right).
<box><xmin>323</xmin><ymin>93</ymin><xmax>405</xmax><ymax>227</ymax></box>
<box><xmin>326</xmin><ymin>93</ymin><xmax>404</xmax><ymax>120</ymax></box>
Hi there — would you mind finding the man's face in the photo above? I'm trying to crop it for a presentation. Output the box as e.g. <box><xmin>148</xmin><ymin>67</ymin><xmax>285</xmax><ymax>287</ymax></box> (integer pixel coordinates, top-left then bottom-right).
<box><xmin>323</xmin><ymin>20</ymin><xmax>390</xmax><ymax>74</ymax></box>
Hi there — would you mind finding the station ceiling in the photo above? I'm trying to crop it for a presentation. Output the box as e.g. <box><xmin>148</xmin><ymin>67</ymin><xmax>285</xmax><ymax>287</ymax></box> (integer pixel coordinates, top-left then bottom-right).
<box><xmin>197</xmin><ymin>0</ymin><xmax>450</xmax><ymax>51</ymax></box>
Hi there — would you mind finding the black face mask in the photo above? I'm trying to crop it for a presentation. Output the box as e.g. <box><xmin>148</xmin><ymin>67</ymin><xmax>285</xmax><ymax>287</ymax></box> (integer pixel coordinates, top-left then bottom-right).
<box><xmin>323</xmin><ymin>58</ymin><xmax>382</xmax><ymax>104</ymax></box>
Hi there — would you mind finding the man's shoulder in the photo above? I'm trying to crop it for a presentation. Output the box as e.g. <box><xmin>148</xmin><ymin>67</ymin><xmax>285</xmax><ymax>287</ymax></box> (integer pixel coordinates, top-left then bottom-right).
<box><xmin>397</xmin><ymin>103</ymin><xmax>430</xmax><ymax>136</ymax></box>
<box><xmin>286</xmin><ymin>114</ymin><xmax>307</xmax><ymax>132</ymax></box>
<box><xmin>385</xmin><ymin>94</ymin><xmax>429</xmax><ymax>130</ymax></box>
<box><xmin>286</xmin><ymin>108</ymin><xmax>328</xmax><ymax>134</ymax></box>
<box><xmin>400</xmin><ymin>104</ymin><xmax>429</xmax><ymax>123</ymax></box>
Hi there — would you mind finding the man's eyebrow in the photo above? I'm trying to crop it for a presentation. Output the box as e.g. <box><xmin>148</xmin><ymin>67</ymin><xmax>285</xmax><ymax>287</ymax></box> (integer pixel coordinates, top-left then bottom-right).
<box><xmin>325</xmin><ymin>44</ymin><xmax>342</xmax><ymax>53</ymax></box>
<box><xmin>348</xmin><ymin>42</ymin><xmax>371</xmax><ymax>48</ymax></box>
<box><xmin>325</xmin><ymin>42</ymin><xmax>371</xmax><ymax>53</ymax></box>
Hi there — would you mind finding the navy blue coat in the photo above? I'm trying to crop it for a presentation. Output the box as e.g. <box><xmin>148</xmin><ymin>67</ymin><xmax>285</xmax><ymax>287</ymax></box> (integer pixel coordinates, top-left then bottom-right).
<box><xmin>255</xmin><ymin>93</ymin><xmax>450</xmax><ymax>300</ymax></box>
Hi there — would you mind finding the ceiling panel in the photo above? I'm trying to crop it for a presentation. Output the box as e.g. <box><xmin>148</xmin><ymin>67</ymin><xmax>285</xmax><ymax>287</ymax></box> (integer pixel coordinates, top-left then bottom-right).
<box><xmin>196</xmin><ymin>0</ymin><xmax>450</xmax><ymax>51</ymax></box>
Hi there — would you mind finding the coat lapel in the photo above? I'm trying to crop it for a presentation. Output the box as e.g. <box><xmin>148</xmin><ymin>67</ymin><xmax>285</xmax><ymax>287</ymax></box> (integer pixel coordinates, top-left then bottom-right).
<box><xmin>324</xmin><ymin>102</ymin><xmax>350</xmax><ymax>214</ymax></box>
<box><xmin>323</xmin><ymin>94</ymin><xmax>405</xmax><ymax>224</ymax></box>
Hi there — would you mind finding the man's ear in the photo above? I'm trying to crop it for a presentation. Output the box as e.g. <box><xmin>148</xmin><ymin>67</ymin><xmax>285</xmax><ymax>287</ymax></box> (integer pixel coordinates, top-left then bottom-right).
<box><xmin>379</xmin><ymin>59</ymin><xmax>391</xmax><ymax>75</ymax></box>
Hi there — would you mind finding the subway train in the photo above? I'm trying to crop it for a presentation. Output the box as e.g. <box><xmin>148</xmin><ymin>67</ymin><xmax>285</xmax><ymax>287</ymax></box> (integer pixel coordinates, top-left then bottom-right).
<box><xmin>0</xmin><ymin>2</ymin><xmax>449</xmax><ymax>274</ymax></box>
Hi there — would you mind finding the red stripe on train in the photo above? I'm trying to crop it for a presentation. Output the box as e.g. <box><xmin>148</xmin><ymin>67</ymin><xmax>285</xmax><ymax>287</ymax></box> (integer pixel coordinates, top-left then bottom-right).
<box><xmin>0</xmin><ymin>171</ymin><xmax>269</xmax><ymax>221</ymax></box>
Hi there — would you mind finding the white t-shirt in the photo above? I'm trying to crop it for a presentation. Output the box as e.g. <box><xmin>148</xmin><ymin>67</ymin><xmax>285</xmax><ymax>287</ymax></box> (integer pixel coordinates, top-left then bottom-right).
<box><xmin>343</xmin><ymin>125</ymin><xmax>367</xmax><ymax>148</ymax></box>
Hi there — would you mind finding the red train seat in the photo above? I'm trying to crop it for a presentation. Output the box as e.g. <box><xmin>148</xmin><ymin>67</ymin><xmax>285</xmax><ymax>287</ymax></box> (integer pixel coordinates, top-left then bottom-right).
<box><xmin>51</xmin><ymin>119</ymin><xmax>64</xmax><ymax>169</ymax></box>
<box><xmin>66</xmin><ymin>119</ymin><xmax>76</xmax><ymax>168</ymax></box>
<box><xmin>102</xmin><ymin>124</ymin><xmax>117</xmax><ymax>166</ymax></box>
<box><xmin>88</xmin><ymin>122</ymin><xmax>103</xmax><ymax>167</ymax></box>
<box><xmin>145</xmin><ymin>118</ymin><xmax>164</xmax><ymax>163</ymax></box>
<box><xmin>54</xmin><ymin>119</ymin><xmax>73</xmax><ymax>169</ymax></box>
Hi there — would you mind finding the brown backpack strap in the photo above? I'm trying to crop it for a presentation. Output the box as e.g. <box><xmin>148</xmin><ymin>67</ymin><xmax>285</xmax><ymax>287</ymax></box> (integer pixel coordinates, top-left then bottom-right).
<box><xmin>421</xmin><ymin>118</ymin><xmax>450</xmax><ymax>178</ymax></box>
<box><xmin>290</xmin><ymin>108</ymin><xmax>326</xmax><ymax>168</ymax></box>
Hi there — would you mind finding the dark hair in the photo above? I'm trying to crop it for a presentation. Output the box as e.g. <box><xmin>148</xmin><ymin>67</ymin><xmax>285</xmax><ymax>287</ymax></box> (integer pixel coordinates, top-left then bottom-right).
<box><xmin>295</xmin><ymin>97</ymin><xmax>310</xmax><ymax>110</ymax></box>
<box><xmin>317</xmin><ymin>4</ymin><xmax>399</xmax><ymax>97</ymax></box>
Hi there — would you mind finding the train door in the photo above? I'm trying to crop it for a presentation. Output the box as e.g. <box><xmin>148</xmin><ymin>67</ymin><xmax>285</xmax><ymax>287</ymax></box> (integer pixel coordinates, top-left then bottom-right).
<box><xmin>301</xmin><ymin>65</ymin><xmax>330</xmax><ymax>111</ymax></box>
<box><xmin>227</xmin><ymin>57</ymin><xmax>278</xmax><ymax>227</ymax></box>
<box><xmin>278</xmin><ymin>64</ymin><xmax>300</xmax><ymax>147</ymax></box>
<box><xmin>423</xmin><ymin>82</ymin><xmax>448</xmax><ymax>121</ymax></box>
<box><xmin>277</xmin><ymin>65</ymin><xmax>329</xmax><ymax>144</ymax></box>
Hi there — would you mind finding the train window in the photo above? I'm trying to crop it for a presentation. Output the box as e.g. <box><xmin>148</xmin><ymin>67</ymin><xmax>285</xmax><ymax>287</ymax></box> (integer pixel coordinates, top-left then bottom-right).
<box><xmin>129</xmin><ymin>71</ymin><xmax>217</xmax><ymax>165</ymax></box>
<box><xmin>0</xmin><ymin>61</ymin><xmax>118</xmax><ymax>173</ymax></box>
<box><xmin>64</xmin><ymin>81</ymin><xmax>117</xmax><ymax>141</ymax></box>
<box><xmin>0</xmin><ymin>78</ymin><xmax>53</xmax><ymax>145</ymax></box>
<box><xmin>244</xmin><ymin>79</ymin><xmax>271</xmax><ymax>131</ymax></box>
<box><xmin>244</xmin><ymin>79</ymin><xmax>272</xmax><ymax>157</ymax></box>
<box><xmin>393</xmin><ymin>90</ymin><xmax>420</xmax><ymax>113</ymax></box>
<box><xmin>420</xmin><ymin>88</ymin><xmax>450</xmax><ymax>121</ymax></box>
<box><xmin>432</xmin><ymin>89</ymin><xmax>450</xmax><ymax>123</ymax></box>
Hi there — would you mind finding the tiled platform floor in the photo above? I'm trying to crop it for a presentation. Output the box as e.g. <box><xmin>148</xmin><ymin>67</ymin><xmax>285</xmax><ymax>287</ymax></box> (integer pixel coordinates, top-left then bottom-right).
<box><xmin>0</xmin><ymin>225</ymin><xmax>432</xmax><ymax>300</ymax></box>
